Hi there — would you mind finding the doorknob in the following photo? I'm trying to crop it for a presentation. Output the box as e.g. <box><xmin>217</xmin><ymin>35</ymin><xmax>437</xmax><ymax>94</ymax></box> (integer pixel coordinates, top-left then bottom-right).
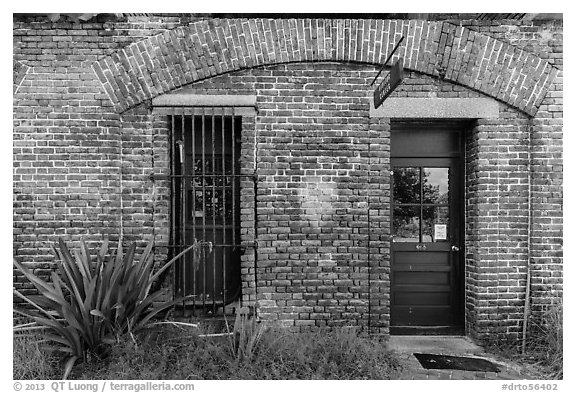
<box><xmin>451</xmin><ymin>245</ymin><xmax>460</xmax><ymax>252</ymax></box>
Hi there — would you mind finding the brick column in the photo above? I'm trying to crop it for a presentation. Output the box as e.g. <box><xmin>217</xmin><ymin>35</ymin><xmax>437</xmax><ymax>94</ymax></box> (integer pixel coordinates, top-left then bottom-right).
<box><xmin>150</xmin><ymin>112</ymin><xmax>171</xmax><ymax>268</ymax></box>
<box><xmin>368</xmin><ymin>117</ymin><xmax>391</xmax><ymax>335</ymax></box>
<box><xmin>119</xmin><ymin>105</ymin><xmax>156</xmax><ymax>246</ymax></box>
<box><xmin>240</xmin><ymin>114</ymin><xmax>258</xmax><ymax>308</ymax></box>
<box><xmin>465</xmin><ymin>115</ymin><xmax>531</xmax><ymax>340</ymax></box>
<box><xmin>529</xmin><ymin>74</ymin><xmax>563</xmax><ymax>316</ymax></box>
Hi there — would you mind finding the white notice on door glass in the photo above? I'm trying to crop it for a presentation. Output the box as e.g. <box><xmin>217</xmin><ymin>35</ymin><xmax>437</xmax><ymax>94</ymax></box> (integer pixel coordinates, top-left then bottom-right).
<box><xmin>434</xmin><ymin>224</ymin><xmax>447</xmax><ymax>241</ymax></box>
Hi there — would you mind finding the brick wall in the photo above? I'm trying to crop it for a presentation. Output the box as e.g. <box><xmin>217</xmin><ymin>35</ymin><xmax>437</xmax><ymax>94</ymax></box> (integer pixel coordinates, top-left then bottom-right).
<box><xmin>465</xmin><ymin>112</ymin><xmax>531</xmax><ymax>339</ymax></box>
<box><xmin>156</xmin><ymin>63</ymin><xmax>389</xmax><ymax>331</ymax></box>
<box><xmin>13</xmin><ymin>15</ymin><xmax>562</xmax><ymax>338</ymax></box>
<box><xmin>460</xmin><ymin>18</ymin><xmax>563</xmax><ymax>339</ymax></box>
<box><xmin>11</xmin><ymin>14</ymin><xmax>204</xmax><ymax>262</ymax></box>
<box><xmin>13</xmin><ymin>19</ymin><xmax>123</xmax><ymax>289</ymax></box>
<box><xmin>251</xmin><ymin>63</ymin><xmax>375</xmax><ymax>330</ymax></box>
<box><xmin>521</xmin><ymin>20</ymin><xmax>563</xmax><ymax>318</ymax></box>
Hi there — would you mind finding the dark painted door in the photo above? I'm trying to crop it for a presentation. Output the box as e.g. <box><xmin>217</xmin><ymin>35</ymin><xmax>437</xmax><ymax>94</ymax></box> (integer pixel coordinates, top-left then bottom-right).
<box><xmin>390</xmin><ymin>125</ymin><xmax>464</xmax><ymax>334</ymax></box>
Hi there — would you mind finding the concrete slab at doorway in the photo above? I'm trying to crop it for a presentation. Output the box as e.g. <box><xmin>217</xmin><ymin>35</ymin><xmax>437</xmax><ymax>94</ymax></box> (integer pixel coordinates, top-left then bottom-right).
<box><xmin>386</xmin><ymin>336</ymin><xmax>534</xmax><ymax>380</ymax></box>
<box><xmin>387</xmin><ymin>335</ymin><xmax>484</xmax><ymax>356</ymax></box>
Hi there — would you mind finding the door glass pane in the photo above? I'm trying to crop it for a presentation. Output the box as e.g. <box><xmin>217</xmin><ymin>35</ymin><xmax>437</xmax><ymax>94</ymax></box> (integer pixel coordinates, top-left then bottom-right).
<box><xmin>393</xmin><ymin>206</ymin><xmax>420</xmax><ymax>242</ymax></box>
<box><xmin>423</xmin><ymin>168</ymin><xmax>449</xmax><ymax>204</ymax></box>
<box><xmin>393</xmin><ymin>168</ymin><xmax>420</xmax><ymax>204</ymax></box>
<box><xmin>423</xmin><ymin>206</ymin><xmax>449</xmax><ymax>242</ymax></box>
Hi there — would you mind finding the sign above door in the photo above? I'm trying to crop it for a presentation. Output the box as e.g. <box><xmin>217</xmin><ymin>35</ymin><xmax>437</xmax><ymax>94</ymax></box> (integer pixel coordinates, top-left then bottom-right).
<box><xmin>373</xmin><ymin>59</ymin><xmax>404</xmax><ymax>109</ymax></box>
<box><xmin>370</xmin><ymin>35</ymin><xmax>405</xmax><ymax>110</ymax></box>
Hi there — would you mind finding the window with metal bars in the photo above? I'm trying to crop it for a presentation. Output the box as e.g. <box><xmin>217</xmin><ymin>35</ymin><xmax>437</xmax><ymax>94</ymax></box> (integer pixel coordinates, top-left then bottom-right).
<box><xmin>168</xmin><ymin>108</ymin><xmax>242</xmax><ymax>315</ymax></box>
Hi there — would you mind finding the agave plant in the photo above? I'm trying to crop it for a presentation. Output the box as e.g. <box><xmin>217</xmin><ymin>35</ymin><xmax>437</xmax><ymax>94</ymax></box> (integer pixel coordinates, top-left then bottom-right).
<box><xmin>13</xmin><ymin>238</ymin><xmax>210</xmax><ymax>379</ymax></box>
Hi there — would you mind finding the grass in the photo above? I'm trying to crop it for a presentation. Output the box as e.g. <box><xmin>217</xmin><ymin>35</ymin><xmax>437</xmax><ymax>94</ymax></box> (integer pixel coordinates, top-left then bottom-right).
<box><xmin>484</xmin><ymin>301</ymin><xmax>563</xmax><ymax>380</ymax></box>
<box><xmin>14</xmin><ymin>323</ymin><xmax>401</xmax><ymax>380</ymax></box>
<box><xmin>13</xmin><ymin>334</ymin><xmax>61</xmax><ymax>380</ymax></box>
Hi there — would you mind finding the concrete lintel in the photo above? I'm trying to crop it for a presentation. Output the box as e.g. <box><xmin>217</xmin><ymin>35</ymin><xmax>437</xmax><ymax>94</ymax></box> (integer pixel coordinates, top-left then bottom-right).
<box><xmin>152</xmin><ymin>94</ymin><xmax>257</xmax><ymax>107</ymax></box>
<box><xmin>370</xmin><ymin>98</ymin><xmax>499</xmax><ymax>119</ymax></box>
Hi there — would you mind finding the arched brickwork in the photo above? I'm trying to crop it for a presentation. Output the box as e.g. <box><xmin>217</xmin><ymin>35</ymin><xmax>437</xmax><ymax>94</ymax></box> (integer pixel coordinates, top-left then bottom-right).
<box><xmin>92</xmin><ymin>18</ymin><xmax>558</xmax><ymax>116</ymax></box>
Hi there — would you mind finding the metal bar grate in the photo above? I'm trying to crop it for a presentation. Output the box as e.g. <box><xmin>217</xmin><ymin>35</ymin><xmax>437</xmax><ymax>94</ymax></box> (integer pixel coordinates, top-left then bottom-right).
<box><xmin>168</xmin><ymin>109</ymin><xmax>245</xmax><ymax>317</ymax></box>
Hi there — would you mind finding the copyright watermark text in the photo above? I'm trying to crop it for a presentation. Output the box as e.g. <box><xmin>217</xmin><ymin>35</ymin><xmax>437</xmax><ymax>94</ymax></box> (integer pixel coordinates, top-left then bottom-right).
<box><xmin>13</xmin><ymin>381</ymin><xmax>194</xmax><ymax>392</ymax></box>
<box><xmin>502</xmin><ymin>383</ymin><xmax>558</xmax><ymax>391</ymax></box>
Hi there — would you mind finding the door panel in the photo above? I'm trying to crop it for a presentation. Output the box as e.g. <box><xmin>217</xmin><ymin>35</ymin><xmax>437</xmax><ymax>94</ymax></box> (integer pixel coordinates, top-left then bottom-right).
<box><xmin>390</xmin><ymin>129</ymin><xmax>464</xmax><ymax>334</ymax></box>
<box><xmin>394</xmin><ymin>271</ymin><xmax>451</xmax><ymax>285</ymax></box>
<box><xmin>395</xmin><ymin>292</ymin><xmax>452</xmax><ymax>306</ymax></box>
<box><xmin>394</xmin><ymin>252</ymin><xmax>449</xmax><ymax>265</ymax></box>
<box><xmin>393</xmin><ymin>307</ymin><xmax>454</xmax><ymax>326</ymax></box>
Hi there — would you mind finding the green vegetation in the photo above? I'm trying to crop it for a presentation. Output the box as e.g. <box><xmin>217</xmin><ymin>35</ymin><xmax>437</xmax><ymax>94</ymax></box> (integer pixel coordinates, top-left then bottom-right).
<box><xmin>523</xmin><ymin>301</ymin><xmax>563</xmax><ymax>379</ymax></box>
<box><xmin>13</xmin><ymin>332</ymin><xmax>61</xmax><ymax>380</ymax></box>
<box><xmin>485</xmin><ymin>301</ymin><xmax>563</xmax><ymax>380</ymax></box>
<box><xmin>13</xmin><ymin>237</ymin><xmax>400</xmax><ymax>380</ymax></box>
<box><xmin>13</xmin><ymin>238</ymin><xmax>206</xmax><ymax>379</ymax></box>
<box><xmin>14</xmin><ymin>324</ymin><xmax>400</xmax><ymax>380</ymax></box>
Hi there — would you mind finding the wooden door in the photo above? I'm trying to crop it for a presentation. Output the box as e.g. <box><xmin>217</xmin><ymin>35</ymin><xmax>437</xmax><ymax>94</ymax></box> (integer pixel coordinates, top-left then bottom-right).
<box><xmin>390</xmin><ymin>125</ymin><xmax>464</xmax><ymax>334</ymax></box>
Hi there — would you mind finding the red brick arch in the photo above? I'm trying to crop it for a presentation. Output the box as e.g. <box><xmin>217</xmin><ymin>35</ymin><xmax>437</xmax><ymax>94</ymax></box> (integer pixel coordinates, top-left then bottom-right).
<box><xmin>93</xmin><ymin>18</ymin><xmax>558</xmax><ymax>116</ymax></box>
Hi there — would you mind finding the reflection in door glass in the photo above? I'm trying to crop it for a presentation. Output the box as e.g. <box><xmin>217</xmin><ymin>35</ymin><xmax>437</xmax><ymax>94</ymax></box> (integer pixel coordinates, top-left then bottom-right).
<box><xmin>423</xmin><ymin>206</ymin><xmax>449</xmax><ymax>242</ymax></box>
<box><xmin>393</xmin><ymin>206</ymin><xmax>420</xmax><ymax>242</ymax></box>
<box><xmin>423</xmin><ymin>168</ymin><xmax>449</xmax><ymax>204</ymax></box>
<box><xmin>393</xmin><ymin>168</ymin><xmax>420</xmax><ymax>204</ymax></box>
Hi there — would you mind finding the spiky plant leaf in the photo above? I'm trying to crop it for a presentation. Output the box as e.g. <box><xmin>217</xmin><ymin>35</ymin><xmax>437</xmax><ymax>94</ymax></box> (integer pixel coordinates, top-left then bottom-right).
<box><xmin>14</xmin><ymin>237</ymin><xmax>210</xmax><ymax>379</ymax></box>
<box><xmin>62</xmin><ymin>356</ymin><xmax>79</xmax><ymax>380</ymax></box>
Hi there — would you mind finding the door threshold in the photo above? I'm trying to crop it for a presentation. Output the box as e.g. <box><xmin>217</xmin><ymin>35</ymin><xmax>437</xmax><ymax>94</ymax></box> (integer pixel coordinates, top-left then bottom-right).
<box><xmin>390</xmin><ymin>326</ymin><xmax>464</xmax><ymax>336</ymax></box>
